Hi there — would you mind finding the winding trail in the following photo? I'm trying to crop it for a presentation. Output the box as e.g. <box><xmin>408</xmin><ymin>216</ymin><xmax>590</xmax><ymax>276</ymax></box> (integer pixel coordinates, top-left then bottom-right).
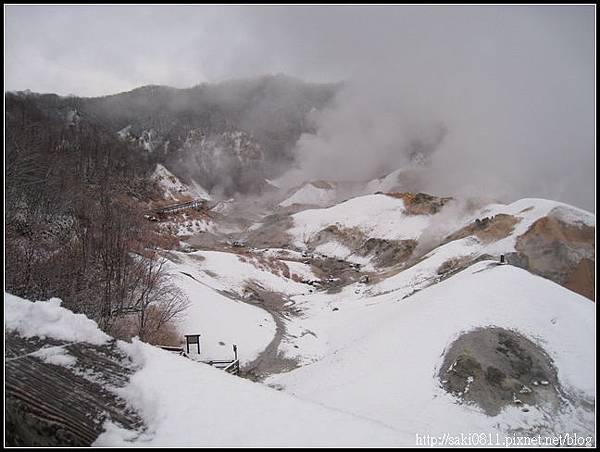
<box><xmin>238</xmin><ymin>288</ymin><xmax>301</xmax><ymax>381</ymax></box>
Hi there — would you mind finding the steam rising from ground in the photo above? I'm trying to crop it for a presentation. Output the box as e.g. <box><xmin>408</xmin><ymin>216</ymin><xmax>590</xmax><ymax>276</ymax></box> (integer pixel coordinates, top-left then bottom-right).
<box><xmin>260</xmin><ymin>6</ymin><xmax>595</xmax><ymax>211</ymax></box>
<box><xmin>6</xmin><ymin>5</ymin><xmax>595</xmax><ymax>210</ymax></box>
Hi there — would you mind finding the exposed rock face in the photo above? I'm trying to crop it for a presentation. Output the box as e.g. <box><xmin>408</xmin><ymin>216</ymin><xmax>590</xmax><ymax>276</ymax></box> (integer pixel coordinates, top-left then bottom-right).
<box><xmin>446</xmin><ymin>214</ymin><xmax>521</xmax><ymax>244</ymax></box>
<box><xmin>439</xmin><ymin>327</ymin><xmax>568</xmax><ymax>417</ymax></box>
<box><xmin>564</xmin><ymin>258</ymin><xmax>595</xmax><ymax>301</ymax></box>
<box><xmin>357</xmin><ymin>237</ymin><xmax>417</xmax><ymax>268</ymax></box>
<box><xmin>308</xmin><ymin>224</ymin><xmax>365</xmax><ymax>252</ymax></box>
<box><xmin>516</xmin><ymin>213</ymin><xmax>595</xmax><ymax>301</ymax></box>
<box><xmin>385</xmin><ymin>192</ymin><xmax>452</xmax><ymax>215</ymax></box>
<box><xmin>171</xmin><ymin>129</ymin><xmax>266</xmax><ymax>195</ymax></box>
<box><xmin>305</xmin><ymin>223</ymin><xmax>417</xmax><ymax>268</ymax></box>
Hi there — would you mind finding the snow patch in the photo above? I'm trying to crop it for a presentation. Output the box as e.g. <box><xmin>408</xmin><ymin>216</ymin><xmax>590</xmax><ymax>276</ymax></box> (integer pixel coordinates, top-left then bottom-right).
<box><xmin>280</xmin><ymin>183</ymin><xmax>337</xmax><ymax>207</ymax></box>
<box><xmin>5</xmin><ymin>293</ymin><xmax>110</xmax><ymax>345</ymax></box>
<box><xmin>31</xmin><ymin>345</ymin><xmax>77</xmax><ymax>367</ymax></box>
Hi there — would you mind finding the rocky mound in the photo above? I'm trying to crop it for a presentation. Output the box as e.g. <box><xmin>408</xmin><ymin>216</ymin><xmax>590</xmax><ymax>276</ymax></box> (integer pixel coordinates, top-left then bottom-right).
<box><xmin>439</xmin><ymin>327</ymin><xmax>567</xmax><ymax>417</ymax></box>
<box><xmin>385</xmin><ymin>192</ymin><xmax>452</xmax><ymax>215</ymax></box>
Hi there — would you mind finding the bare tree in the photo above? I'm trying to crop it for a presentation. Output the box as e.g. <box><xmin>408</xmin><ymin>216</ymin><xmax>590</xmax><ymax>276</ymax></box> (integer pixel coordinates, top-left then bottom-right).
<box><xmin>123</xmin><ymin>255</ymin><xmax>189</xmax><ymax>342</ymax></box>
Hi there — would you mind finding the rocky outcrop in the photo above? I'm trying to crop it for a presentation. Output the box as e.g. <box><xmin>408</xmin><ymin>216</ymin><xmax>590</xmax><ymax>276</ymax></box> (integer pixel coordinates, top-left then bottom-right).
<box><xmin>516</xmin><ymin>213</ymin><xmax>595</xmax><ymax>301</ymax></box>
<box><xmin>171</xmin><ymin>129</ymin><xmax>266</xmax><ymax>195</ymax></box>
<box><xmin>385</xmin><ymin>192</ymin><xmax>452</xmax><ymax>216</ymax></box>
<box><xmin>357</xmin><ymin>237</ymin><xmax>417</xmax><ymax>268</ymax></box>
<box><xmin>446</xmin><ymin>214</ymin><xmax>521</xmax><ymax>244</ymax></box>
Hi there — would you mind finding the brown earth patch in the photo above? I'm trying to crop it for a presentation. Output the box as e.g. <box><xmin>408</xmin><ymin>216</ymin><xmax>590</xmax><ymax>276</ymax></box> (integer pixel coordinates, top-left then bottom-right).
<box><xmin>523</xmin><ymin>215</ymin><xmax>594</xmax><ymax>244</ymax></box>
<box><xmin>357</xmin><ymin>237</ymin><xmax>417</xmax><ymax>268</ymax></box>
<box><xmin>244</xmin><ymin>214</ymin><xmax>295</xmax><ymax>250</ymax></box>
<box><xmin>446</xmin><ymin>214</ymin><xmax>520</xmax><ymax>244</ymax></box>
<box><xmin>564</xmin><ymin>258</ymin><xmax>595</xmax><ymax>301</ymax></box>
<box><xmin>385</xmin><ymin>192</ymin><xmax>452</xmax><ymax>215</ymax></box>
<box><xmin>308</xmin><ymin>224</ymin><xmax>365</xmax><ymax>251</ymax></box>
<box><xmin>516</xmin><ymin>216</ymin><xmax>595</xmax><ymax>301</ymax></box>
<box><xmin>307</xmin><ymin>224</ymin><xmax>417</xmax><ymax>268</ymax></box>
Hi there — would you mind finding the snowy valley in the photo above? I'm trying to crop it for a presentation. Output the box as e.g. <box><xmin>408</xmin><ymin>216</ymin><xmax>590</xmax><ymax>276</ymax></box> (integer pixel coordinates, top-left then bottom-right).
<box><xmin>5</xmin><ymin>161</ymin><xmax>596</xmax><ymax>446</ymax></box>
<box><xmin>4</xmin><ymin>11</ymin><xmax>596</xmax><ymax>444</ymax></box>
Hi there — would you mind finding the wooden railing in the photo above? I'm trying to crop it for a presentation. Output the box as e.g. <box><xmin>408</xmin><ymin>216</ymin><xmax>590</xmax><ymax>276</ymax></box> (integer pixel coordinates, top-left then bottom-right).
<box><xmin>223</xmin><ymin>360</ymin><xmax>240</xmax><ymax>375</ymax></box>
<box><xmin>158</xmin><ymin>345</ymin><xmax>240</xmax><ymax>375</ymax></box>
<box><xmin>204</xmin><ymin>359</ymin><xmax>240</xmax><ymax>375</ymax></box>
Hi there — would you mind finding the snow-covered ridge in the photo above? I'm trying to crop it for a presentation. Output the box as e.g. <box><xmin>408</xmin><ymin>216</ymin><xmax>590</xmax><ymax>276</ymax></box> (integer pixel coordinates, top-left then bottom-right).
<box><xmin>288</xmin><ymin>193</ymin><xmax>432</xmax><ymax>246</ymax></box>
<box><xmin>459</xmin><ymin>197</ymin><xmax>595</xmax><ymax>252</ymax></box>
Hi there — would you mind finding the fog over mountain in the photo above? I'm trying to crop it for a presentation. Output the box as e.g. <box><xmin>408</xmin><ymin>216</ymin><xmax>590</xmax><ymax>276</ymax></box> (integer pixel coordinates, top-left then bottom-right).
<box><xmin>6</xmin><ymin>5</ymin><xmax>595</xmax><ymax>210</ymax></box>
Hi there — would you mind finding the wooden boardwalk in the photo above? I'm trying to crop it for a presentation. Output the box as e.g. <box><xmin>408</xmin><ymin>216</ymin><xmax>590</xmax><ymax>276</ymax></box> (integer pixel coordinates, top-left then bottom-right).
<box><xmin>153</xmin><ymin>199</ymin><xmax>207</xmax><ymax>215</ymax></box>
<box><xmin>5</xmin><ymin>332</ymin><xmax>144</xmax><ymax>446</ymax></box>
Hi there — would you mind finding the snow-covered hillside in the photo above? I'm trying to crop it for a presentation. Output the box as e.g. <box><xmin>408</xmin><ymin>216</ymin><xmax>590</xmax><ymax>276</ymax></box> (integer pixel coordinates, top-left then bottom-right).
<box><xmin>267</xmin><ymin>262</ymin><xmax>595</xmax><ymax>439</ymax></box>
<box><xmin>5</xmin><ymin>189</ymin><xmax>595</xmax><ymax>446</ymax></box>
<box><xmin>163</xmin><ymin>255</ymin><xmax>277</xmax><ymax>365</ymax></box>
<box><xmin>161</xmin><ymin>249</ymin><xmax>317</xmax><ymax>364</ymax></box>
<box><xmin>5</xmin><ymin>293</ymin><xmax>412</xmax><ymax>447</ymax></box>
<box><xmin>290</xmin><ymin>194</ymin><xmax>430</xmax><ymax>244</ymax></box>
<box><xmin>279</xmin><ymin>181</ymin><xmax>339</xmax><ymax>207</ymax></box>
<box><xmin>151</xmin><ymin>164</ymin><xmax>210</xmax><ymax>201</ymax></box>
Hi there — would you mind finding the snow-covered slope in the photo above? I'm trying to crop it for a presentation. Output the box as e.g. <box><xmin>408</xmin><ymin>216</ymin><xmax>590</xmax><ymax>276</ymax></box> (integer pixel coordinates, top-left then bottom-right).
<box><xmin>163</xmin><ymin>254</ymin><xmax>277</xmax><ymax>364</ymax></box>
<box><xmin>366</xmin><ymin>198</ymin><xmax>594</xmax><ymax>297</ymax></box>
<box><xmin>162</xmin><ymin>249</ymin><xmax>318</xmax><ymax>364</ymax></box>
<box><xmin>286</xmin><ymin>193</ymin><xmax>435</xmax><ymax>267</ymax></box>
<box><xmin>289</xmin><ymin>194</ymin><xmax>431</xmax><ymax>245</ymax></box>
<box><xmin>279</xmin><ymin>181</ymin><xmax>339</xmax><ymax>207</ymax></box>
<box><xmin>97</xmin><ymin>339</ymin><xmax>412</xmax><ymax>447</ymax></box>
<box><xmin>268</xmin><ymin>262</ymin><xmax>595</xmax><ymax>438</ymax></box>
<box><xmin>5</xmin><ymin>293</ymin><xmax>411</xmax><ymax>447</ymax></box>
<box><xmin>170</xmin><ymin>250</ymin><xmax>315</xmax><ymax>298</ymax></box>
<box><xmin>151</xmin><ymin>164</ymin><xmax>210</xmax><ymax>201</ymax></box>
<box><xmin>365</xmin><ymin>168</ymin><xmax>405</xmax><ymax>193</ymax></box>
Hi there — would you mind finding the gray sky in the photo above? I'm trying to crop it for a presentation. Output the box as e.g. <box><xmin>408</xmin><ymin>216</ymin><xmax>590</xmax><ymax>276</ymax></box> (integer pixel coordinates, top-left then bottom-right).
<box><xmin>4</xmin><ymin>5</ymin><xmax>596</xmax><ymax>210</ymax></box>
